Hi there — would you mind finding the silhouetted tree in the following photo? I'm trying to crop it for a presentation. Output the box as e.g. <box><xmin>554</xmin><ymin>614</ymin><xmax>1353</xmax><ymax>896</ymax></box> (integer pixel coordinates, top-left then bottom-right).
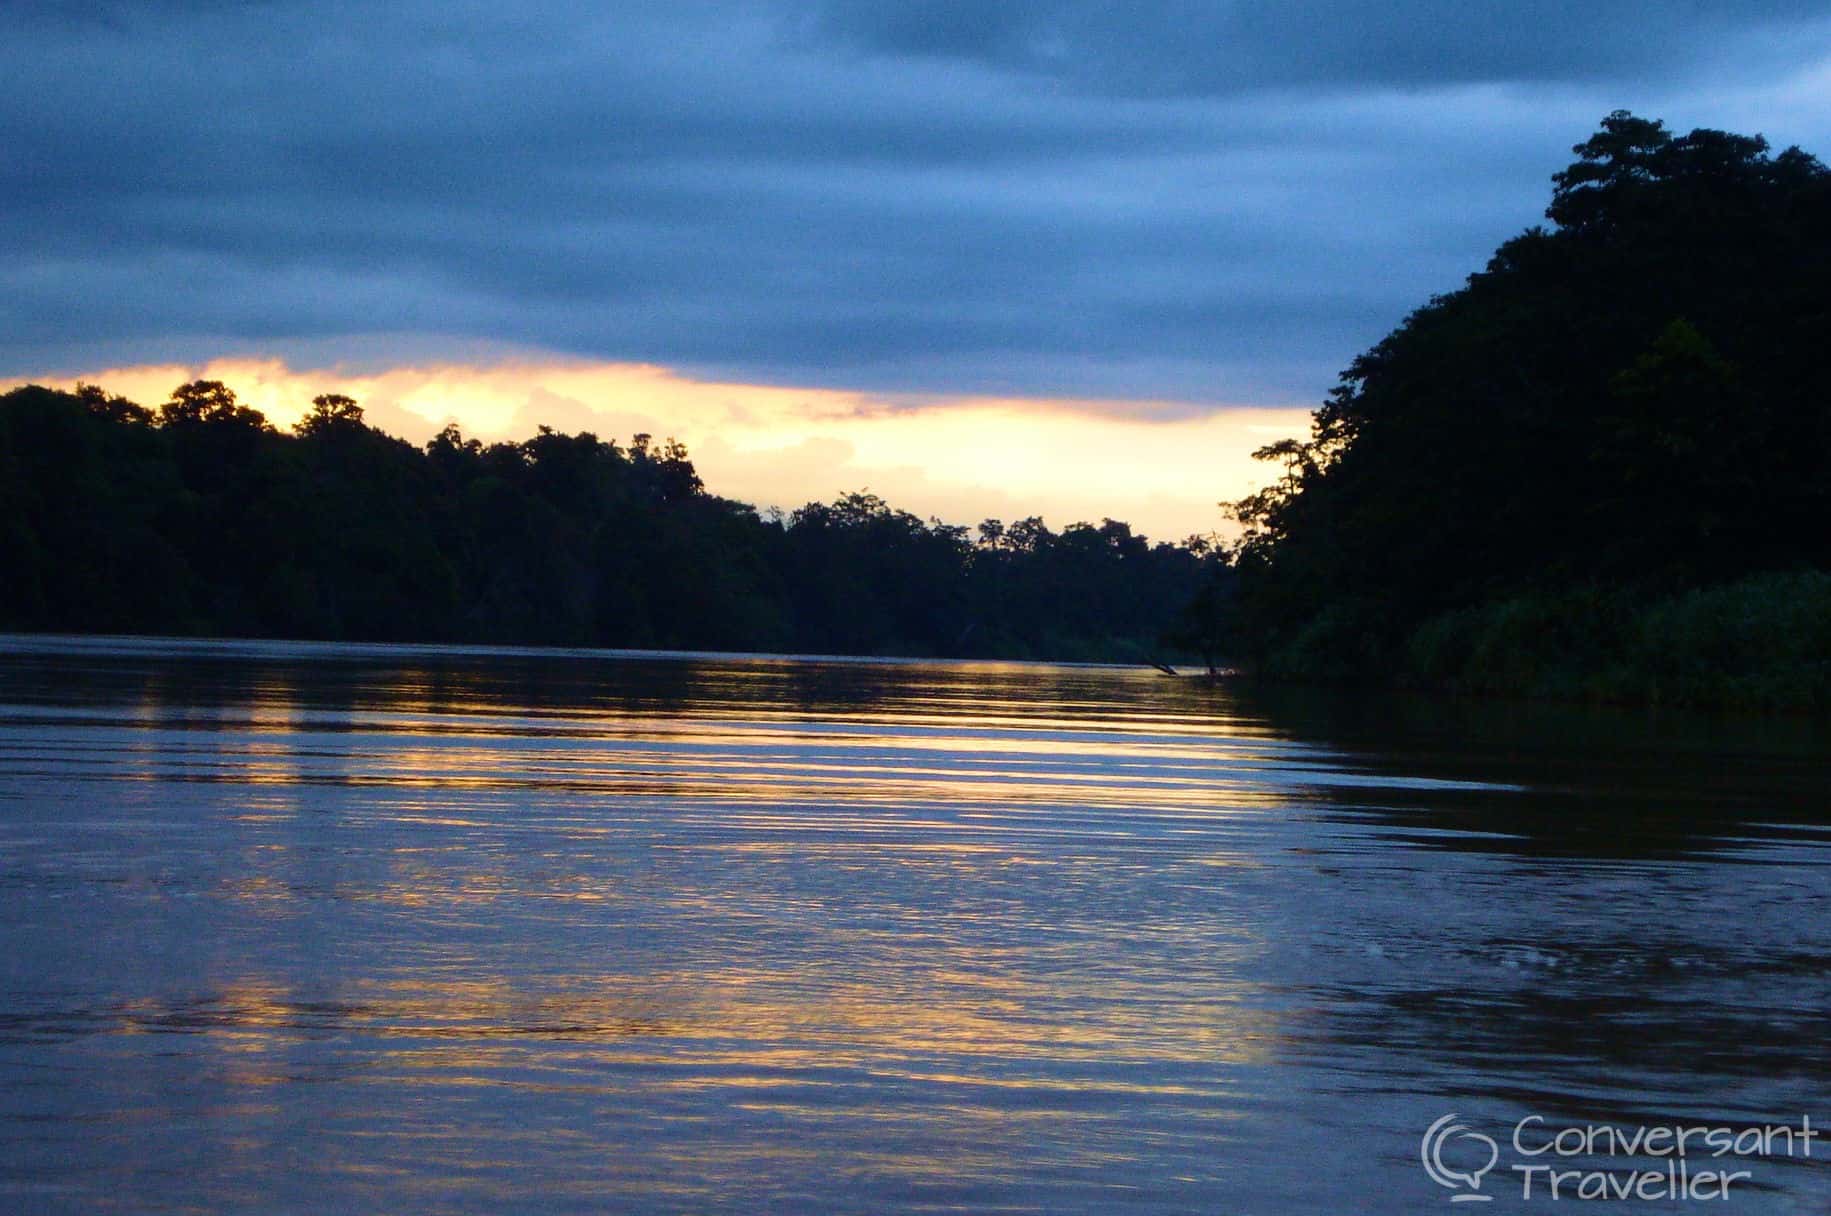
<box><xmin>1224</xmin><ymin>111</ymin><xmax>1831</xmax><ymax>675</ymax></box>
<box><xmin>293</xmin><ymin>393</ymin><xmax>365</xmax><ymax>437</ymax></box>
<box><xmin>160</xmin><ymin>380</ymin><xmax>269</xmax><ymax>430</ymax></box>
<box><xmin>0</xmin><ymin>382</ymin><xmax>1214</xmax><ymax>660</ymax></box>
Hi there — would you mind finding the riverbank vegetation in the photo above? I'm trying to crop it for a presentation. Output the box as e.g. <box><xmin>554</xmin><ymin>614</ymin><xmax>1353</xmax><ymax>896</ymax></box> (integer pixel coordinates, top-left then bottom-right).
<box><xmin>10</xmin><ymin>112</ymin><xmax>1826</xmax><ymax>703</ymax></box>
<box><xmin>1223</xmin><ymin>113</ymin><xmax>1831</xmax><ymax>710</ymax></box>
<box><xmin>0</xmin><ymin>380</ymin><xmax>1217</xmax><ymax>662</ymax></box>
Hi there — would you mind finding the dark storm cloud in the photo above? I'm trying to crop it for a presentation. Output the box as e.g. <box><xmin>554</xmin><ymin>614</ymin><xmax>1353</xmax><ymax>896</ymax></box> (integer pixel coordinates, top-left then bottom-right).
<box><xmin>5</xmin><ymin>1</ymin><xmax>1830</xmax><ymax>404</ymax></box>
<box><xmin>809</xmin><ymin>0</ymin><xmax>1831</xmax><ymax>94</ymax></box>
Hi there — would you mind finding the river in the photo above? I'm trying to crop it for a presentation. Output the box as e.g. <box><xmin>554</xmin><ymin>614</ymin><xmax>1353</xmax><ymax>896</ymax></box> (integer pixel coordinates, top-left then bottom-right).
<box><xmin>0</xmin><ymin>636</ymin><xmax>1825</xmax><ymax>1212</ymax></box>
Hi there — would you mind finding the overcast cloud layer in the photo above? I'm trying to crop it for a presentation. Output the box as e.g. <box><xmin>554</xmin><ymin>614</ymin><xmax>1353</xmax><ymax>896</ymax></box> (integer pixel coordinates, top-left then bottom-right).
<box><xmin>7</xmin><ymin>2</ymin><xmax>1831</xmax><ymax>407</ymax></box>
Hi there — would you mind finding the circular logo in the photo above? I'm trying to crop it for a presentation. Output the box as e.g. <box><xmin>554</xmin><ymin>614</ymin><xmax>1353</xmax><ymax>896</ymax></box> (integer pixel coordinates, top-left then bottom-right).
<box><xmin>1422</xmin><ymin>1113</ymin><xmax>1499</xmax><ymax>1202</ymax></box>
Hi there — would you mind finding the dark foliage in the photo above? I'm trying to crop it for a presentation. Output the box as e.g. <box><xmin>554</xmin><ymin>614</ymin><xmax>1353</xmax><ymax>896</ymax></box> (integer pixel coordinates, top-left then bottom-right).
<box><xmin>1227</xmin><ymin>111</ymin><xmax>1831</xmax><ymax>688</ymax></box>
<box><xmin>0</xmin><ymin>381</ymin><xmax>1215</xmax><ymax>661</ymax></box>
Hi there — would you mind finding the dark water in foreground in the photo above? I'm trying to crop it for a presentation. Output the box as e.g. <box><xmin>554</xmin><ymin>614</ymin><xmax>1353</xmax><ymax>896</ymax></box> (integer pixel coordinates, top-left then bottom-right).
<box><xmin>0</xmin><ymin>636</ymin><xmax>1826</xmax><ymax>1214</ymax></box>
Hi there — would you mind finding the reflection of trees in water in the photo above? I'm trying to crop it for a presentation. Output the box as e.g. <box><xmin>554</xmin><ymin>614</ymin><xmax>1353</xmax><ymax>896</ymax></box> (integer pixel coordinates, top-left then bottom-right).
<box><xmin>1223</xmin><ymin>680</ymin><xmax>1831</xmax><ymax>861</ymax></box>
<box><xmin>1294</xmin><ymin>929</ymin><xmax>1831</xmax><ymax>1125</ymax></box>
<box><xmin>1217</xmin><ymin>680</ymin><xmax>1831</xmax><ymax>1138</ymax></box>
<box><xmin>5</xmin><ymin>642</ymin><xmax>1213</xmax><ymax>722</ymax></box>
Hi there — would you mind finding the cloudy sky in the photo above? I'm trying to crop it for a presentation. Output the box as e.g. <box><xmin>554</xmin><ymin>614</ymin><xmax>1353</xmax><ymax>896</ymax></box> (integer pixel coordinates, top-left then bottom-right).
<box><xmin>8</xmin><ymin>2</ymin><xmax>1831</xmax><ymax>538</ymax></box>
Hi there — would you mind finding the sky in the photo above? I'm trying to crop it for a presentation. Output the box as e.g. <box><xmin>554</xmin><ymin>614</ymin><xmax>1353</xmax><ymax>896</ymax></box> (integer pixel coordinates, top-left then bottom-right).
<box><xmin>8</xmin><ymin>2</ymin><xmax>1831</xmax><ymax>540</ymax></box>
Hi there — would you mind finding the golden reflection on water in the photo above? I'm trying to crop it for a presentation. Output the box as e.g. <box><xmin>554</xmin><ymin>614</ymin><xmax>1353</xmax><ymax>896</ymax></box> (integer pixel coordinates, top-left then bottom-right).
<box><xmin>36</xmin><ymin>645</ymin><xmax>1800</xmax><ymax>1210</ymax></box>
<box><xmin>37</xmin><ymin>658</ymin><xmax>1298</xmax><ymax>1173</ymax></box>
<box><xmin>117</xmin><ymin>711</ymin><xmax>1317</xmax><ymax>815</ymax></box>
<box><xmin>88</xmin><ymin>965</ymin><xmax>1278</xmax><ymax>1092</ymax></box>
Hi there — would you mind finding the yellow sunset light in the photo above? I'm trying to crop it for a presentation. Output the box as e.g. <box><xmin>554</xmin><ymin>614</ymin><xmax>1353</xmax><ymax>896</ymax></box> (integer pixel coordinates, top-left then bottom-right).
<box><xmin>22</xmin><ymin>355</ymin><xmax>1311</xmax><ymax>541</ymax></box>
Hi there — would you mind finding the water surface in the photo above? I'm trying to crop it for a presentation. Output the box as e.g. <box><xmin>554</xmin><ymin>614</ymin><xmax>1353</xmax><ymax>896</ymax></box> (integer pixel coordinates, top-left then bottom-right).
<box><xmin>0</xmin><ymin>636</ymin><xmax>1826</xmax><ymax>1212</ymax></box>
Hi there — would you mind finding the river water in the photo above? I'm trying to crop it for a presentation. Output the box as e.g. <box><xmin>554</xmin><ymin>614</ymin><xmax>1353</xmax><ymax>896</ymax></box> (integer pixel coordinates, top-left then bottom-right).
<box><xmin>0</xmin><ymin>636</ymin><xmax>1825</xmax><ymax>1213</ymax></box>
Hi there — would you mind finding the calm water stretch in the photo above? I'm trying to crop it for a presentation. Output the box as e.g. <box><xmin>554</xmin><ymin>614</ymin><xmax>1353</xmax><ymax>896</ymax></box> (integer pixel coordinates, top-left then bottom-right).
<box><xmin>0</xmin><ymin>637</ymin><xmax>1826</xmax><ymax>1213</ymax></box>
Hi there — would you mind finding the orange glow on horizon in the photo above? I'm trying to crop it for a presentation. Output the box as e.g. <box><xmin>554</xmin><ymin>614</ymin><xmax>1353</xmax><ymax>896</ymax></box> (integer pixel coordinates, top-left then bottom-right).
<box><xmin>14</xmin><ymin>354</ymin><xmax>1313</xmax><ymax>542</ymax></box>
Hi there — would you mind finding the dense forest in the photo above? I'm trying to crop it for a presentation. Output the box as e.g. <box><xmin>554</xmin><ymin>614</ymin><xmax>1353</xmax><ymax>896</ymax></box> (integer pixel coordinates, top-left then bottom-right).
<box><xmin>11</xmin><ymin>111</ymin><xmax>1825</xmax><ymax>702</ymax></box>
<box><xmin>0</xmin><ymin>379</ymin><xmax>1219</xmax><ymax>663</ymax></box>
<box><xmin>1225</xmin><ymin>112</ymin><xmax>1831</xmax><ymax>709</ymax></box>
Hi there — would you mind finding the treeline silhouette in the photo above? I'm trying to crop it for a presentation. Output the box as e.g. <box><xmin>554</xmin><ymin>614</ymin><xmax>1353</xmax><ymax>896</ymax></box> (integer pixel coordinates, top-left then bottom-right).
<box><xmin>1224</xmin><ymin>112</ymin><xmax>1831</xmax><ymax>708</ymax></box>
<box><xmin>0</xmin><ymin>379</ymin><xmax>1218</xmax><ymax>661</ymax></box>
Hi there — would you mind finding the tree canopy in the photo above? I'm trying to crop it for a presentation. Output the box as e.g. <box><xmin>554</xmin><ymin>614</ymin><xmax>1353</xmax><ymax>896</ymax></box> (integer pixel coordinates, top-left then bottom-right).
<box><xmin>0</xmin><ymin>380</ymin><xmax>1217</xmax><ymax>662</ymax></box>
<box><xmin>1226</xmin><ymin>111</ymin><xmax>1831</xmax><ymax>674</ymax></box>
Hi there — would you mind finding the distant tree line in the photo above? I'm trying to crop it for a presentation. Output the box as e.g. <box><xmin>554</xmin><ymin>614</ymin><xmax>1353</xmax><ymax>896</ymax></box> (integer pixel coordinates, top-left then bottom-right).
<box><xmin>0</xmin><ymin>379</ymin><xmax>1221</xmax><ymax>662</ymax></box>
<box><xmin>1220</xmin><ymin>112</ymin><xmax>1831</xmax><ymax>708</ymax></box>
